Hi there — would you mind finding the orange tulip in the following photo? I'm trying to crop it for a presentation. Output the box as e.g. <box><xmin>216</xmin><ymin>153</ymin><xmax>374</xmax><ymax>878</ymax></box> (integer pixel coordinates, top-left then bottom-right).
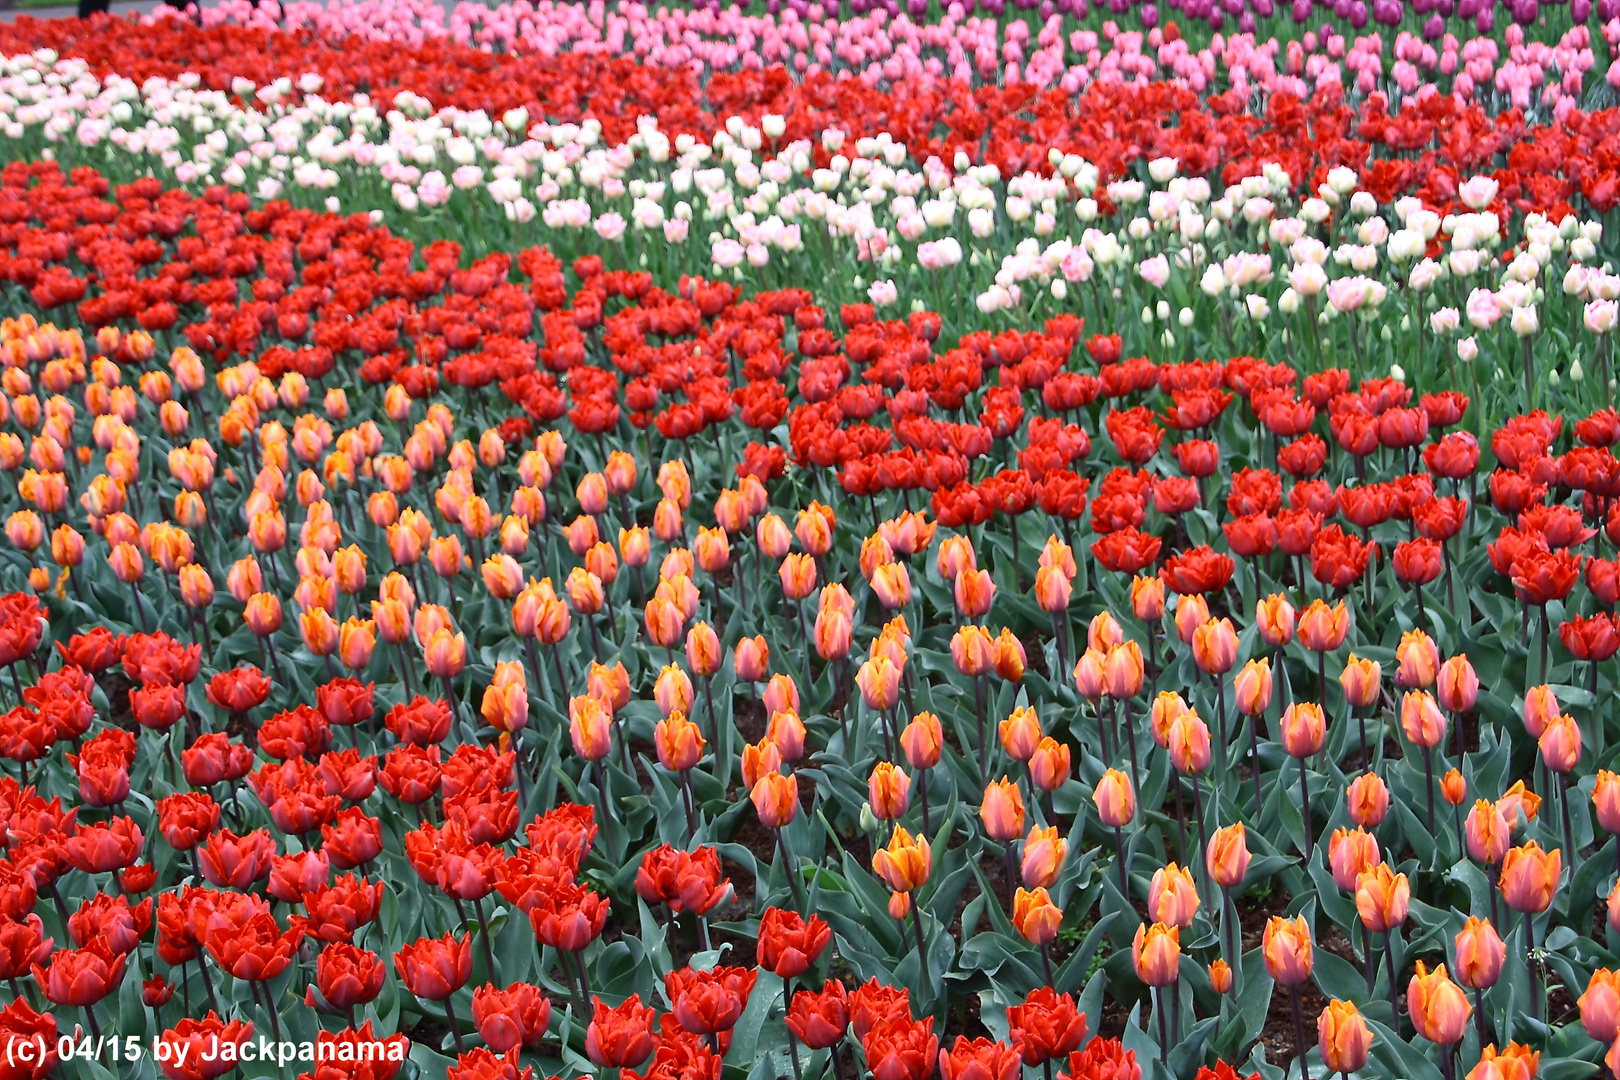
<box><xmin>1596</xmin><ymin>771</ymin><xmax>1620</xmax><ymax>835</ymax></box>
<box><xmin>1355</xmin><ymin>864</ymin><xmax>1410</xmax><ymax>933</ymax></box>
<box><xmin>814</xmin><ymin>608</ymin><xmax>852</xmax><ymax>663</ymax></box>
<box><xmin>1131</xmin><ymin>575</ymin><xmax>1165</xmax><ymax>621</ymax></box>
<box><xmin>1021</xmin><ymin>826</ymin><xmax>1067</xmax><ymax>889</ymax></box>
<box><xmin>750</xmin><ymin>771</ymin><xmax>800</xmax><ymax>829</ymax></box>
<box><xmin>1255</xmin><ymin>593</ymin><xmax>1296</xmax><ymax>647</ymax></box>
<box><xmin>1346</xmin><ymin>773</ymin><xmax>1390</xmax><ymax>828</ymax></box>
<box><xmin>1206</xmin><ymin>823</ymin><xmax>1251</xmax><ymax>889</ymax></box>
<box><xmin>1149</xmin><ymin>692</ymin><xmax>1191</xmax><ymax>747</ymax></box>
<box><xmin>654</xmin><ymin>666</ymin><xmax>694</xmax><ymax>718</ymax></box>
<box><xmin>856</xmin><ymin>657</ymin><xmax>901</xmax><ymax>712</ymax></box>
<box><xmin>1232</xmin><ymin>658</ymin><xmax>1273</xmax><ymax>716</ymax></box>
<box><xmin>1454</xmin><ymin>917</ymin><xmax>1506</xmax><ymax>990</ymax></box>
<box><xmin>1472</xmin><ymin>1044</ymin><xmax>1540</xmax><ymax>1080</ymax></box>
<box><xmin>569</xmin><ymin>695</ymin><xmax>613</xmax><ymax>761</ymax></box>
<box><xmin>1408</xmin><ymin>961</ymin><xmax>1471</xmax><ymax>1045</ymax></box>
<box><xmin>1539</xmin><ymin>713</ymin><xmax>1582</xmax><ymax>773</ymax></box>
<box><xmin>1339</xmin><ymin>654</ymin><xmax>1382</xmax><ymax>709</ymax></box>
<box><xmin>871</xmin><ymin>562</ymin><xmax>911</xmax><ymax>609</ymax></box>
<box><xmin>1191</xmin><ymin>618</ymin><xmax>1238</xmax><ymax>676</ymax></box>
<box><xmin>1394</xmin><ymin>628</ymin><xmax>1440</xmax><ymax>689</ymax></box>
<box><xmin>1317</xmin><ymin>1001</ymin><xmax>1372</xmax><ymax>1074</ymax></box>
<box><xmin>1014</xmin><ymin>888</ymin><xmax>1064</xmax><ymax>948</ymax></box>
<box><xmin>1131</xmin><ymin>922</ymin><xmax>1180</xmax><ymax>986</ymax></box>
<box><xmin>1523</xmin><ymin>684</ymin><xmax>1560</xmax><ymax>738</ymax></box>
<box><xmin>873</xmin><ymin>826</ymin><xmax>931</xmax><ymax>893</ymax></box>
<box><xmin>980</xmin><ymin>779</ymin><xmax>1025</xmax><ymax>842</ymax></box>
<box><xmin>1441</xmin><ymin>769</ymin><xmax>1467</xmax><ymax>807</ymax></box>
<box><xmin>655</xmin><ymin>712</ymin><xmax>705</xmax><ymax>773</ymax></box>
<box><xmin>1436</xmin><ymin>655</ymin><xmax>1480</xmax><ymax>713</ymax></box>
<box><xmin>1580</xmin><ymin>970</ymin><xmax>1620</xmax><ymax>1043</ymax></box>
<box><xmin>1093</xmin><ymin>769</ymin><xmax>1135</xmax><ymax>827</ymax></box>
<box><xmin>1167</xmin><ymin>711</ymin><xmax>1212</xmax><ymax>775</ymax></box>
<box><xmin>1328</xmin><ymin>827</ymin><xmax>1381</xmax><ymax>892</ymax></box>
<box><xmin>1088</xmin><ymin>612</ymin><xmax>1124</xmax><ymax>654</ymax></box>
<box><xmin>868</xmin><ymin>763</ymin><xmax>911</xmax><ymax>821</ymax></box>
<box><xmin>1027</xmin><ymin>738</ymin><xmax>1071</xmax><ymax>793</ymax></box>
<box><xmin>1071</xmin><ymin>649</ymin><xmax>1106</xmax><ymax>702</ymax></box>
<box><xmin>1147</xmin><ymin>864</ymin><xmax>1200</xmax><ymax>928</ymax></box>
<box><xmin>734</xmin><ymin>635</ymin><xmax>770</xmax><ymax>683</ymax></box>
<box><xmin>1033</xmin><ymin>565</ymin><xmax>1071</xmax><ymax>613</ymax></box>
<box><xmin>999</xmin><ymin>706</ymin><xmax>1043</xmax><ymax>762</ymax></box>
<box><xmin>951</xmin><ymin>625</ymin><xmax>996</xmax><ymax>677</ymax></box>
<box><xmin>1173</xmin><ymin>594</ymin><xmax>1209</xmax><ymax>645</ymax></box>
<box><xmin>901</xmin><ymin>713</ymin><xmax>944</xmax><ymax>770</ymax></box>
<box><xmin>954</xmin><ymin>568</ymin><xmax>996</xmax><ymax>619</ymax></box>
<box><xmin>1297</xmin><ymin>599</ymin><xmax>1350</xmax><ymax>652</ymax></box>
<box><xmin>1466</xmin><ymin>800</ymin><xmax>1512</xmax><ymax>865</ymax></box>
<box><xmin>1399</xmin><ymin>691</ymin><xmax>1447</xmax><ymax>749</ymax></box>
<box><xmin>244</xmin><ymin>592</ymin><xmax>281</xmax><ymax>637</ymax></box>
<box><xmin>1102</xmin><ymin>641</ymin><xmax>1144</xmax><ymax>698</ymax></box>
<box><xmin>1209</xmin><ymin>958</ymin><xmax>1233</xmax><ymax>994</ymax></box>
<box><xmin>1499</xmin><ymin>841</ymin><xmax>1561</xmax><ymax>914</ymax></box>
<box><xmin>1280</xmin><ymin>702</ymin><xmax>1326</xmax><ymax>758</ymax></box>
<box><xmin>1262</xmin><ymin>915</ymin><xmax>1313</xmax><ymax>986</ymax></box>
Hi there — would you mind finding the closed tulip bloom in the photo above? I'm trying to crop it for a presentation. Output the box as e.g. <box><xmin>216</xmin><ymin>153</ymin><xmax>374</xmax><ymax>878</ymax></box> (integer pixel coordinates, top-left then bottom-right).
<box><xmin>301</xmin><ymin>608</ymin><xmax>340</xmax><ymax>657</ymax></box>
<box><xmin>244</xmin><ymin>592</ymin><xmax>282</xmax><ymax>637</ymax></box>
<box><xmin>1318</xmin><ymin>1001</ymin><xmax>1373</xmax><ymax>1074</ymax></box>
<box><xmin>815</xmin><ymin>608</ymin><xmax>853</xmax><ymax>662</ymax></box>
<box><xmin>1192</xmin><ymin>618</ymin><xmax>1238</xmax><ymax>676</ymax></box>
<box><xmin>869</xmin><ymin>763</ymin><xmax>911</xmax><ymax>821</ymax></box>
<box><xmin>1409</xmin><ymin>962</ymin><xmax>1471</xmax><ymax>1046</ymax></box>
<box><xmin>1339</xmin><ymin>655</ymin><xmax>1383</xmax><ymax>709</ymax></box>
<box><xmin>955</xmin><ymin>568</ymin><xmax>996</xmax><ymax>619</ymax></box>
<box><xmin>569</xmin><ymin>696</ymin><xmax>613</xmax><ymax>761</ymax></box>
<box><xmin>1087</xmin><ymin>612</ymin><xmax>1124</xmax><ymax>654</ymax></box>
<box><xmin>1093</xmin><ymin>769</ymin><xmax>1135</xmax><ymax>827</ymax></box>
<box><xmin>952</xmin><ymin>625</ymin><xmax>996</xmax><ymax>676</ymax></box>
<box><xmin>480</xmin><ymin>663</ymin><xmax>528</xmax><ymax>734</ymax></box>
<box><xmin>1499</xmin><ymin>841</ymin><xmax>1561</xmax><ymax>914</ymax></box>
<box><xmin>1523</xmin><ymin>685</ymin><xmax>1560</xmax><ymax>738</ymax></box>
<box><xmin>856</xmin><ymin>657</ymin><xmax>901</xmax><ymax>712</ymax></box>
<box><xmin>1102</xmin><ymin>641</ymin><xmax>1144</xmax><ymax>698</ymax></box>
<box><xmin>999</xmin><ymin>707</ymin><xmax>1042</xmax><ymax>762</ymax></box>
<box><xmin>1329</xmin><ymin>828</ymin><xmax>1381</xmax><ymax>891</ymax></box>
<box><xmin>1209</xmin><ymin>959</ymin><xmax>1233</xmax><ymax>994</ymax></box>
<box><xmin>1263</xmin><ymin>916</ymin><xmax>1313</xmax><ymax>986</ymax></box>
<box><xmin>994</xmin><ymin>629</ymin><xmax>1026</xmax><ymax>681</ymax></box>
<box><xmin>655</xmin><ymin>713</ymin><xmax>705</xmax><ymax>773</ymax></box>
<box><xmin>1021</xmin><ymin>826</ymin><xmax>1067</xmax><ymax>889</ymax></box>
<box><xmin>937</xmin><ymin>535</ymin><xmax>977</xmax><ymax>579</ymax></box>
<box><xmin>779</xmin><ymin>553</ymin><xmax>817</xmax><ymax>600</ymax></box>
<box><xmin>1233</xmin><ymin>658</ymin><xmax>1273</xmax><ymax>716</ymax></box>
<box><xmin>1034</xmin><ymin>566</ymin><xmax>1072</xmax><ymax>613</ymax></box>
<box><xmin>423</xmin><ymin>628</ymin><xmax>467</xmax><ymax>678</ymax></box>
<box><xmin>1581</xmin><ymin>970</ymin><xmax>1620</xmax><ymax>1042</ymax></box>
<box><xmin>1466</xmin><ymin>800</ymin><xmax>1512</xmax><ymax>865</ymax></box>
<box><xmin>1072</xmin><ymin>649</ymin><xmax>1106</xmax><ymax>701</ymax></box>
<box><xmin>1437</xmin><ymin>655</ymin><xmax>1480</xmax><ymax>713</ymax></box>
<box><xmin>1174</xmin><ymin>594</ymin><xmax>1210</xmax><ymax>644</ymax></box>
<box><xmin>1346</xmin><ymin>773</ymin><xmax>1390</xmax><ymax>828</ymax></box>
<box><xmin>1400</xmin><ymin>691</ymin><xmax>1447</xmax><ymax>748</ymax></box>
<box><xmin>754</xmin><ymin>515</ymin><xmax>792</xmax><ymax>562</ymax></box>
<box><xmin>902</xmin><ymin>713</ymin><xmax>944</xmax><ymax>770</ymax></box>
<box><xmin>479</xmin><ymin>554</ymin><xmax>522</xmax><ymax>600</ymax></box>
<box><xmin>981</xmin><ymin>779</ymin><xmax>1026</xmax><ymax>842</ymax></box>
<box><xmin>1148</xmin><ymin>864</ymin><xmax>1200</xmax><ymax>927</ymax></box>
<box><xmin>1355</xmin><ymin>864</ymin><xmax>1410</xmax><ymax>932</ymax></box>
<box><xmin>1539</xmin><ymin>713</ymin><xmax>1582</xmax><ymax>773</ymax></box>
<box><xmin>751</xmin><ymin>771</ymin><xmax>799</xmax><ymax>829</ymax></box>
<box><xmin>872</xmin><ymin>562</ymin><xmax>912</xmax><ymax>609</ymax></box>
<box><xmin>734</xmin><ymin>635</ymin><xmax>770</xmax><ymax>683</ymax></box>
<box><xmin>1453</xmin><ymin>917</ymin><xmax>1506</xmax><ymax>990</ymax></box>
<box><xmin>1297</xmin><ymin>599</ymin><xmax>1350</xmax><ymax>651</ymax></box>
<box><xmin>1256</xmin><ymin>593</ymin><xmax>1297</xmax><ymax>648</ymax></box>
<box><xmin>1132</xmin><ymin>923</ymin><xmax>1180</xmax><ymax>986</ymax></box>
<box><xmin>1594</xmin><ymin>771</ymin><xmax>1620</xmax><ymax>835</ymax></box>
<box><xmin>1395</xmin><ymin>629</ymin><xmax>1440</xmax><ymax>688</ymax></box>
<box><xmin>1015</xmin><ymin>888</ymin><xmax>1064</xmax><ymax>948</ymax></box>
<box><xmin>654</xmin><ymin>666</ymin><xmax>694</xmax><ymax>718</ymax></box>
<box><xmin>1131</xmin><ymin>575</ymin><xmax>1166</xmax><ymax>621</ymax></box>
<box><xmin>1028</xmin><ymin>738</ymin><xmax>1071</xmax><ymax>793</ymax></box>
<box><xmin>1149</xmin><ymin>692</ymin><xmax>1191</xmax><ymax>747</ymax></box>
<box><xmin>1207</xmin><ymin>823</ymin><xmax>1251</xmax><ymax>889</ymax></box>
<box><xmin>1441</xmin><ymin>770</ymin><xmax>1467</xmax><ymax>807</ymax></box>
<box><xmin>644</xmin><ymin>597</ymin><xmax>685</xmax><ymax>649</ymax></box>
<box><xmin>1168</xmin><ymin>711</ymin><xmax>1212</xmax><ymax>774</ymax></box>
<box><xmin>873</xmin><ymin>826</ymin><xmax>932</xmax><ymax>893</ymax></box>
<box><xmin>1280</xmin><ymin>702</ymin><xmax>1326</xmax><ymax>758</ymax></box>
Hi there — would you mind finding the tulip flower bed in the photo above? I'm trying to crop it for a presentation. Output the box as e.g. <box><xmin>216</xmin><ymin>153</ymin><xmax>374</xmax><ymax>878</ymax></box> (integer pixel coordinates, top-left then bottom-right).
<box><xmin>0</xmin><ymin>4</ymin><xmax>1619</xmax><ymax>1080</ymax></box>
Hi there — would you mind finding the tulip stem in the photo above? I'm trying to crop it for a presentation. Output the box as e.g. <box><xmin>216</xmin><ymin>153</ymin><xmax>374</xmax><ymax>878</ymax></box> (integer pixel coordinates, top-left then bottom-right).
<box><xmin>573</xmin><ymin>948</ymin><xmax>593</xmax><ymax>1006</ymax></box>
<box><xmin>1040</xmin><ymin>943</ymin><xmax>1054</xmax><ymax>988</ymax></box>
<box><xmin>680</xmin><ymin>770</ymin><xmax>698</xmax><ymax>840</ymax></box>
<box><xmin>1526</xmin><ymin>910</ymin><xmax>1542</xmax><ymax>1024</ymax></box>
<box><xmin>1473</xmin><ymin>987</ymin><xmax>1489</xmax><ymax>1049</ymax></box>
<box><xmin>1558</xmin><ymin>772</ymin><xmax>1576</xmax><ymax>874</ymax></box>
<box><xmin>442</xmin><ymin>674</ymin><xmax>464</xmax><ymax>729</ymax></box>
<box><xmin>777</xmin><ymin>828</ymin><xmax>807</xmax><ymax>912</ymax></box>
<box><xmin>1383</xmin><ymin>931</ymin><xmax>1401</xmax><ymax>1039</ymax></box>
<box><xmin>127</xmin><ymin>579</ymin><xmax>149</xmax><ymax>632</ymax></box>
<box><xmin>1123</xmin><ymin>698</ymin><xmax>1141</xmax><ymax>804</ymax></box>
<box><xmin>919</xmin><ymin>769</ymin><xmax>932</xmax><ymax>837</ymax></box>
<box><xmin>1299</xmin><ymin>756</ymin><xmax>1314</xmax><ymax>861</ymax></box>
<box><xmin>1005</xmin><ymin>842</ymin><xmax>1019</xmax><ymax>911</ymax></box>
<box><xmin>1422</xmin><ymin>746</ymin><xmax>1436</xmax><ymax>832</ymax></box>
<box><xmin>1289</xmin><ymin>989</ymin><xmax>1307</xmax><ymax>1080</ymax></box>
<box><xmin>1155</xmin><ymin>987</ymin><xmax>1169</xmax><ymax>1065</ymax></box>
<box><xmin>912</xmin><ymin>904</ymin><xmax>931</xmax><ymax>995</ymax></box>
<box><xmin>475</xmin><ymin>897</ymin><xmax>497</xmax><ymax>982</ymax></box>
<box><xmin>1113</xmin><ymin>826</ymin><xmax>1129</xmax><ymax>899</ymax></box>
<box><xmin>974</xmin><ymin>675</ymin><xmax>988</xmax><ymax>786</ymax></box>
<box><xmin>443</xmin><ymin>993</ymin><xmax>466</xmax><ymax>1054</ymax></box>
<box><xmin>1362</xmin><ymin>923</ymin><xmax>1375</xmax><ymax>996</ymax></box>
<box><xmin>1191</xmin><ymin>778</ymin><xmax>1211</xmax><ymax>899</ymax></box>
<box><xmin>82</xmin><ymin>1004</ymin><xmax>101</xmax><ymax>1043</ymax></box>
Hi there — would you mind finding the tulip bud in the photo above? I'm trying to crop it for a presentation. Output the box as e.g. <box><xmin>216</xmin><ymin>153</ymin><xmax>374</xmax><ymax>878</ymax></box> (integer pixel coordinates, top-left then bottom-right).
<box><xmin>1318</xmin><ymin>1001</ymin><xmax>1372</xmax><ymax>1075</ymax></box>
<box><xmin>1454</xmin><ymin>917</ymin><xmax>1505</xmax><ymax>990</ymax></box>
<box><xmin>1209</xmin><ymin>959</ymin><xmax>1233</xmax><ymax>994</ymax></box>
<box><xmin>1012</xmin><ymin>885</ymin><xmax>1063</xmax><ymax>946</ymax></box>
<box><xmin>1093</xmin><ymin>768</ymin><xmax>1135</xmax><ymax>827</ymax></box>
<box><xmin>1206</xmin><ymin>823</ymin><xmax>1251</xmax><ymax>889</ymax></box>
<box><xmin>1131</xmin><ymin>922</ymin><xmax>1180</xmax><ymax>986</ymax></box>
<box><xmin>1346</xmin><ymin>773</ymin><xmax>1390</xmax><ymax>828</ymax></box>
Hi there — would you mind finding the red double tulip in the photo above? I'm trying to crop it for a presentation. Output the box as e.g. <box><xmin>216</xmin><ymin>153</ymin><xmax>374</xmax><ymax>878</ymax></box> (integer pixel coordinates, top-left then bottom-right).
<box><xmin>757</xmin><ymin>906</ymin><xmax>831</xmax><ymax>978</ymax></box>
<box><xmin>394</xmin><ymin>932</ymin><xmax>473</xmax><ymax>1001</ymax></box>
